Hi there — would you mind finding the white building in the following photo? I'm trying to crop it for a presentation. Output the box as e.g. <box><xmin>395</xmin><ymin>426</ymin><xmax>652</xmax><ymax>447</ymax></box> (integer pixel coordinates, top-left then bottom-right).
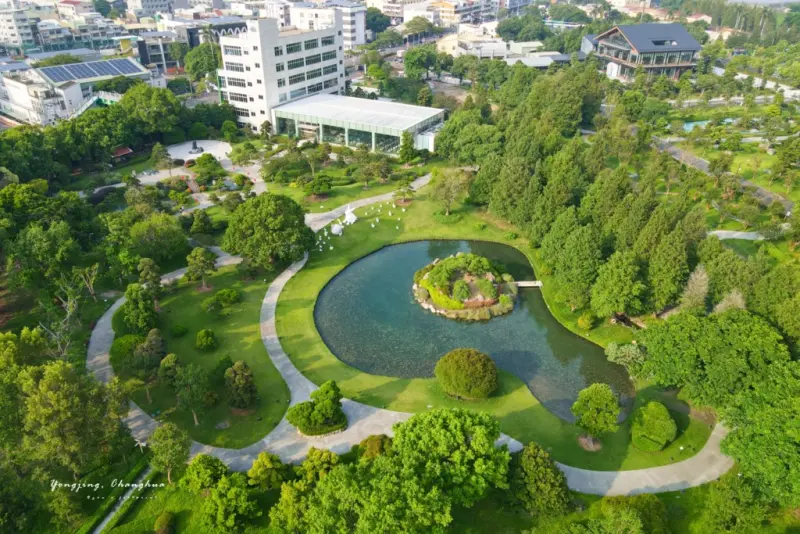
<box><xmin>34</xmin><ymin>19</ymin><xmax>74</xmax><ymax>48</ymax></box>
<box><xmin>0</xmin><ymin>58</ymin><xmax>156</xmax><ymax>125</ymax></box>
<box><xmin>66</xmin><ymin>12</ymin><xmax>126</xmax><ymax>45</ymax></box>
<box><xmin>0</xmin><ymin>8</ymin><xmax>35</xmax><ymax>49</ymax></box>
<box><xmin>230</xmin><ymin>0</ymin><xmax>291</xmax><ymax>25</ymax></box>
<box><xmin>289</xmin><ymin>0</ymin><xmax>366</xmax><ymax>50</ymax></box>
<box><xmin>216</xmin><ymin>15</ymin><xmax>345</xmax><ymax>132</ymax></box>
<box><xmin>56</xmin><ymin>0</ymin><xmax>93</xmax><ymax>20</ymax></box>
<box><xmin>127</xmin><ymin>0</ymin><xmax>173</xmax><ymax>18</ymax></box>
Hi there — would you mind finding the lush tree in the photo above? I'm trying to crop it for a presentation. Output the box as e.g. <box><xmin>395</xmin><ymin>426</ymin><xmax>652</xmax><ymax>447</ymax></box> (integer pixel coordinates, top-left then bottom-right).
<box><xmin>605</xmin><ymin>342</ymin><xmax>646</xmax><ymax>378</ymax></box>
<box><xmin>168</xmin><ymin>41</ymin><xmax>189</xmax><ymax>66</ymax></box>
<box><xmin>186</xmin><ymin>247</ymin><xmax>217</xmax><ymax>290</ymax></box>
<box><xmin>34</xmin><ymin>53</ymin><xmax>83</xmax><ymax>67</ymax></box>
<box><xmin>631</xmin><ymin>401</ymin><xmax>677</xmax><ymax>452</ymax></box>
<box><xmin>5</xmin><ymin>221</ymin><xmax>76</xmax><ymax>292</ymax></box>
<box><xmin>133</xmin><ymin>328</ymin><xmax>166</xmax><ymax>375</ymax></box>
<box><xmin>591</xmin><ymin>250</ymin><xmax>647</xmax><ymax>318</ymax></box>
<box><xmin>185</xmin><ymin>42</ymin><xmax>221</xmax><ymax>81</ymax></box>
<box><xmin>554</xmin><ymin>225</ymin><xmax>603</xmax><ymax>311</ymax></box>
<box><xmin>642</xmin><ymin>310</ymin><xmax>790</xmax><ymax>407</ymax></box>
<box><xmin>679</xmin><ymin>265</ymin><xmax>709</xmax><ymax>314</ymax></box>
<box><xmin>150</xmin><ymin>423</ymin><xmax>191</xmax><ymax>484</ymax></box>
<box><xmin>417</xmin><ymin>85</ymin><xmax>433</xmax><ymax>106</ymax></box>
<box><xmin>190</xmin><ymin>210</ymin><xmax>213</xmax><ymax>235</ymax></box>
<box><xmin>365</xmin><ymin>7</ymin><xmax>391</xmax><ymax>34</ymax></box>
<box><xmin>182</xmin><ymin>454</ymin><xmax>228</xmax><ymax>493</ymax></box>
<box><xmin>197</xmin><ymin>471</ymin><xmax>257</xmax><ymax>530</ymax></box>
<box><xmin>648</xmin><ymin>228</ymin><xmax>689</xmax><ymax>311</ymax></box>
<box><xmin>489</xmin><ymin>157</ymin><xmax>537</xmax><ymax>226</ymax></box>
<box><xmin>19</xmin><ymin>361</ymin><xmax>126</xmax><ymax>479</ymax></box>
<box><xmin>509</xmin><ymin>442</ymin><xmax>570</xmax><ymax>515</ymax></box>
<box><xmin>469</xmin><ymin>153</ymin><xmax>502</xmax><ymax>205</ymax></box>
<box><xmin>224</xmin><ymin>360</ymin><xmax>257</xmax><ymax>409</ymax></box>
<box><xmin>430</xmin><ymin>168</ymin><xmax>469</xmax><ymax>216</ymax></box>
<box><xmin>223</xmin><ymin>194</ymin><xmax>314</xmax><ymax>270</ymax></box>
<box><xmin>130</xmin><ymin>213</ymin><xmax>188</xmax><ymax>265</ymax></box>
<box><xmin>121</xmin><ymin>283</ymin><xmax>157</xmax><ymax>333</ymax></box>
<box><xmin>399</xmin><ymin>131</ymin><xmax>416</xmax><ymax>163</ymax></box>
<box><xmin>540</xmin><ymin>206</ymin><xmax>579</xmax><ymax>269</ymax></box>
<box><xmin>287</xmin><ymin>380</ymin><xmax>346</xmax><ymax>435</ymax></box>
<box><xmin>434</xmin><ymin>348</ymin><xmax>497</xmax><ymax>400</ymax></box>
<box><xmin>119</xmin><ymin>85</ymin><xmax>182</xmax><ymax>136</ymax></box>
<box><xmin>697</xmin><ymin>473</ymin><xmax>769</xmax><ymax>533</ymax></box>
<box><xmin>94</xmin><ymin>75</ymin><xmax>143</xmax><ymax>94</ymax></box>
<box><xmin>248</xmin><ymin>451</ymin><xmax>290</xmax><ymax>490</ymax></box>
<box><xmin>175</xmin><ymin>363</ymin><xmax>211</xmax><ymax>425</ymax></box>
<box><xmin>392</xmin><ymin>408</ymin><xmax>510</xmax><ymax>507</ymax></box>
<box><xmin>158</xmin><ymin>353</ymin><xmax>181</xmax><ymax>389</ymax></box>
<box><xmin>571</xmin><ymin>383</ymin><xmax>619</xmax><ymax>443</ymax></box>
<box><xmin>356</xmin><ymin>434</ymin><xmax>393</xmax><ymax>461</ymax></box>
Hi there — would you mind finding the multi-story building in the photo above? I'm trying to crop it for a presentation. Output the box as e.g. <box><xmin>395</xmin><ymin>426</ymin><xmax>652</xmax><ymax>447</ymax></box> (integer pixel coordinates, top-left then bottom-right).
<box><xmin>0</xmin><ymin>57</ymin><xmax>156</xmax><ymax>125</ymax></box>
<box><xmin>365</xmin><ymin>0</ymin><xmax>420</xmax><ymax>21</ymax></box>
<box><xmin>587</xmin><ymin>23</ymin><xmax>701</xmax><ymax>81</ymax></box>
<box><xmin>216</xmin><ymin>15</ymin><xmax>345</xmax><ymax>131</ymax></box>
<box><xmin>56</xmin><ymin>0</ymin><xmax>92</xmax><ymax>20</ymax></box>
<box><xmin>230</xmin><ymin>0</ymin><xmax>291</xmax><ymax>25</ymax></box>
<box><xmin>289</xmin><ymin>0</ymin><xmax>365</xmax><ymax>50</ymax></box>
<box><xmin>33</xmin><ymin>19</ymin><xmax>75</xmax><ymax>48</ymax></box>
<box><xmin>0</xmin><ymin>8</ymin><xmax>35</xmax><ymax>49</ymax></box>
<box><xmin>136</xmin><ymin>30</ymin><xmax>185</xmax><ymax>72</ymax></box>
<box><xmin>126</xmin><ymin>0</ymin><xmax>172</xmax><ymax>18</ymax></box>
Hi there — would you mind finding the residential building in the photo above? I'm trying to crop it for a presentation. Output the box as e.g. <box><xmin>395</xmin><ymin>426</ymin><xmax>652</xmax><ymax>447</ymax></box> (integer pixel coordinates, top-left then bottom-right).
<box><xmin>127</xmin><ymin>0</ymin><xmax>172</xmax><ymax>18</ymax></box>
<box><xmin>0</xmin><ymin>8</ymin><xmax>35</xmax><ymax>49</ymax></box>
<box><xmin>33</xmin><ymin>19</ymin><xmax>74</xmax><ymax>49</ymax></box>
<box><xmin>159</xmin><ymin>15</ymin><xmax>248</xmax><ymax>47</ymax></box>
<box><xmin>64</xmin><ymin>12</ymin><xmax>126</xmax><ymax>47</ymax></box>
<box><xmin>588</xmin><ymin>23</ymin><xmax>701</xmax><ymax>81</ymax></box>
<box><xmin>230</xmin><ymin>0</ymin><xmax>291</xmax><ymax>25</ymax></box>
<box><xmin>365</xmin><ymin>0</ymin><xmax>424</xmax><ymax>21</ymax></box>
<box><xmin>0</xmin><ymin>57</ymin><xmax>157</xmax><ymax>125</ymax></box>
<box><xmin>25</xmin><ymin>46</ymin><xmax>101</xmax><ymax>64</ymax></box>
<box><xmin>289</xmin><ymin>0</ymin><xmax>366</xmax><ymax>50</ymax></box>
<box><xmin>136</xmin><ymin>30</ymin><xmax>185</xmax><ymax>72</ymax></box>
<box><xmin>216</xmin><ymin>15</ymin><xmax>345</xmax><ymax>131</ymax></box>
<box><xmin>56</xmin><ymin>0</ymin><xmax>92</xmax><ymax>20</ymax></box>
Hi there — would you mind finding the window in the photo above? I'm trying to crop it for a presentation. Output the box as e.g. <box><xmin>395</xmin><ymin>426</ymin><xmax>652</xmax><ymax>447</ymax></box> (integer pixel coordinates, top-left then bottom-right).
<box><xmin>218</xmin><ymin>76</ymin><xmax>227</xmax><ymax>87</ymax></box>
<box><xmin>228</xmin><ymin>92</ymin><xmax>248</xmax><ymax>103</ymax></box>
<box><xmin>323</xmin><ymin>64</ymin><xmax>337</xmax><ymax>75</ymax></box>
<box><xmin>279</xmin><ymin>92</ymin><xmax>288</xmax><ymax>102</ymax></box>
<box><xmin>322</xmin><ymin>50</ymin><xmax>336</xmax><ymax>61</ymax></box>
<box><xmin>225</xmin><ymin>62</ymin><xmax>244</xmax><ymax>72</ymax></box>
<box><xmin>261</xmin><ymin>110</ymin><xmax>265</xmax><ymax>114</ymax></box>
<box><xmin>254</xmin><ymin>62</ymin><xmax>260</xmax><ymax>68</ymax></box>
<box><xmin>288</xmin><ymin>58</ymin><xmax>304</xmax><ymax>70</ymax></box>
<box><xmin>290</xmin><ymin>87</ymin><xmax>306</xmax><ymax>99</ymax></box>
<box><xmin>305</xmin><ymin>54</ymin><xmax>321</xmax><ymax>65</ymax></box>
<box><xmin>233</xmin><ymin>107</ymin><xmax>250</xmax><ymax>118</ymax></box>
<box><xmin>307</xmin><ymin>82</ymin><xmax>322</xmax><ymax>94</ymax></box>
<box><xmin>286</xmin><ymin>42</ymin><xmax>301</xmax><ymax>54</ymax></box>
<box><xmin>289</xmin><ymin>72</ymin><xmax>306</xmax><ymax>84</ymax></box>
<box><xmin>304</xmin><ymin>38</ymin><xmax>318</xmax><ymax>50</ymax></box>
<box><xmin>275</xmin><ymin>62</ymin><xmax>284</xmax><ymax>72</ymax></box>
<box><xmin>220</xmin><ymin>91</ymin><xmax>228</xmax><ymax>101</ymax></box>
<box><xmin>257</xmin><ymin>79</ymin><xmax>262</xmax><ymax>84</ymax></box>
<box><xmin>306</xmin><ymin>68</ymin><xmax>322</xmax><ymax>80</ymax></box>
<box><xmin>254</xmin><ymin>45</ymin><xmax>258</xmax><ymax>51</ymax></box>
<box><xmin>321</xmin><ymin>35</ymin><xmax>334</xmax><ymax>46</ymax></box>
<box><xmin>277</xmin><ymin>78</ymin><xmax>285</xmax><ymax>87</ymax></box>
<box><xmin>259</xmin><ymin>95</ymin><xmax>264</xmax><ymax>99</ymax></box>
<box><xmin>323</xmin><ymin>78</ymin><xmax>338</xmax><ymax>89</ymax></box>
<box><xmin>227</xmin><ymin>77</ymin><xmax>246</xmax><ymax>87</ymax></box>
<box><xmin>274</xmin><ymin>45</ymin><xmax>282</xmax><ymax>56</ymax></box>
<box><xmin>223</xmin><ymin>45</ymin><xmax>242</xmax><ymax>56</ymax></box>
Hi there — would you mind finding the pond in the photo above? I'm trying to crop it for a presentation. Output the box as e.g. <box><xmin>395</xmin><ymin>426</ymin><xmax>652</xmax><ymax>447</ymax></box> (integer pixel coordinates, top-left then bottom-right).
<box><xmin>682</xmin><ymin>117</ymin><xmax>735</xmax><ymax>132</ymax></box>
<box><xmin>314</xmin><ymin>240</ymin><xmax>634</xmax><ymax>421</ymax></box>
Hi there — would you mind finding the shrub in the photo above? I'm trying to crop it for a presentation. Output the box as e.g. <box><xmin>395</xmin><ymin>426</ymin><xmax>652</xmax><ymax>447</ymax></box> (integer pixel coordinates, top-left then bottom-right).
<box><xmin>202</xmin><ymin>295</ymin><xmax>222</xmax><ymax>314</ymax></box>
<box><xmin>452</xmin><ymin>280</ymin><xmax>470</xmax><ymax>301</ymax></box>
<box><xmin>420</xmin><ymin>278</ymin><xmax>464</xmax><ymax>310</ymax></box>
<box><xmin>510</xmin><ymin>442</ymin><xmax>570</xmax><ymax>515</ymax></box>
<box><xmin>605</xmin><ymin>342</ymin><xmax>646</xmax><ymax>377</ymax></box>
<box><xmin>434</xmin><ymin>348</ymin><xmax>498</xmax><ymax>399</ymax></box>
<box><xmin>498</xmin><ymin>294</ymin><xmax>514</xmax><ymax>309</ymax></box>
<box><xmin>196</xmin><ymin>329</ymin><xmax>218</xmax><ymax>351</ymax></box>
<box><xmin>169</xmin><ymin>324</ymin><xmax>188</xmax><ymax>338</ymax></box>
<box><xmin>211</xmin><ymin>355</ymin><xmax>234</xmax><ymax>387</ymax></box>
<box><xmin>357</xmin><ymin>434</ymin><xmax>393</xmax><ymax>461</ymax></box>
<box><xmin>215</xmin><ymin>288</ymin><xmax>242</xmax><ymax>307</ymax></box>
<box><xmin>154</xmin><ymin>512</ymin><xmax>174</xmax><ymax>534</ymax></box>
<box><xmin>475</xmin><ymin>278</ymin><xmax>497</xmax><ymax>299</ymax></box>
<box><xmin>505</xmin><ymin>231</ymin><xmax>518</xmax><ymax>240</ymax></box>
<box><xmin>109</xmin><ymin>334</ymin><xmax>145</xmax><ymax>372</ymax></box>
<box><xmin>631</xmin><ymin>402</ymin><xmax>677</xmax><ymax>452</ymax></box>
<box><xmin>577</xmin><ymin>312</ymin><xmax>596</xmax><ymax>330</ymax></box>
<box><xmin>474</xmin><ymin>222</ymin><xmax>487</xmax><ymax>231</ymax></box>
<box><xmin>287</xmin><ymin>380</ymin><xmax>347</xmax><ymax>435</ymax></box>
<box><xmin>158</xmin><ymin>354</ymin><xmax>180</xmax><ymax>388</ymax></box>
<box><xmin>224</xmin><ymin>360</ymin><xmax>257</xmax><ymax>408</ymax></box>
<box><xmin>181</xmin><ymin>454</ymin><xmax>228</xmax><ymax>494</ymax></box>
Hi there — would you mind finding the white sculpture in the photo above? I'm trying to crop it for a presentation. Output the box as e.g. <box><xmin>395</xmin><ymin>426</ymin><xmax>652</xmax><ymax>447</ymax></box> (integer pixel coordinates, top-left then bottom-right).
<box><xmin>344</xmin><ymin>205</ymin><xmax>358</xmax><ymax>225</ymax></box>
<box><xmin>331</xmin><ymin>223</ymin><xmax>343</xmax><ymax>236</ymax></box>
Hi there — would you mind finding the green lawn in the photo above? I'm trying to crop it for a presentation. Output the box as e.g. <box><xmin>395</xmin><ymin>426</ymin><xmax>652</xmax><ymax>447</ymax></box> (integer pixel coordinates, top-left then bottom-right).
<box><xmin>67</xmin><ymin>154</ymin><xmax>154</xmax><ymax>191</ymax></box>
<box><xmin>113</xmin><ymin>266</ymin><xmax>290</xmax><ymax>447</ymax></box>
<box><xmin>275</xmin><ymin>194</ymin><xmax>711</xmax><ymax>470</ymax></box>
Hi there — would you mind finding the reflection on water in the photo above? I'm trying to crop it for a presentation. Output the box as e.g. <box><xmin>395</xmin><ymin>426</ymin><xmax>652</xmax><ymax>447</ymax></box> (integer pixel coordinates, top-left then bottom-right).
<box><xmin>314</xmin><ymin>240</ymin><xmax>634</xmax><ymax>421</ymax></box>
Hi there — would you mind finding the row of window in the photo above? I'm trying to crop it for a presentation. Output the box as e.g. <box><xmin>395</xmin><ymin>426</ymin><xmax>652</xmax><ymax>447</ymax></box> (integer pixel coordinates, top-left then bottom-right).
<box><xmin>223</xmin><ymin>45</ymin><xmax>242</xmax><ymax>56</ymax></box>
<box><xmin>274</xmin><ymin>35</ymin><xmax>336</xmax><ymax>57</ymax></box>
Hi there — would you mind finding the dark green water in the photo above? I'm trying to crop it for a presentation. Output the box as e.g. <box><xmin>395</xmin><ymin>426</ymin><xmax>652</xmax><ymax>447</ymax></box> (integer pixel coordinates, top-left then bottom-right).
<box><xmin>314</xmin><ymin>240</ymin><xmax>634</xmax><ymax>421</ymax></box>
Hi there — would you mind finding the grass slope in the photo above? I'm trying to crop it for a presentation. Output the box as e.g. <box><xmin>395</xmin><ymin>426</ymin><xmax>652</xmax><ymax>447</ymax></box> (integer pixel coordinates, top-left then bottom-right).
<box><xmin>275</xmin><ymin>195</ymin><xmax>710</xmax><ymax>470</ymax></box>
<box><xmin>115</xmin><ymin>266</ymin><xmax>290</xmax><ymax>447</ymax></box>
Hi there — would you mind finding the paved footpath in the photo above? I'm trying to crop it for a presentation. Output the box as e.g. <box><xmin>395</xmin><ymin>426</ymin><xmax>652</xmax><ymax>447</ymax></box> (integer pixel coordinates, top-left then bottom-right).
<box><xmin>86</xmin><ymin>173</ymin><xmax>732</xmax><ymax>495</ymax></box>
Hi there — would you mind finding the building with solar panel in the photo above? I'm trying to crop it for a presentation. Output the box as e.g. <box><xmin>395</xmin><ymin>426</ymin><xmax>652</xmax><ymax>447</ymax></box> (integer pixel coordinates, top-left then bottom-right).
<box><xmin>0</xmin><ymin>57</ymin><xmax>158</xmax><ymax>125</ymax></box>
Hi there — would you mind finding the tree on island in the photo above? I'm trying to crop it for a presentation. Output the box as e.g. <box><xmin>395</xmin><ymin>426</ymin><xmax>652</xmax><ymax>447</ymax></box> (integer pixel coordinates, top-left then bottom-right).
<box><xmin>149</xmin><ymin>422</ymin><xmax>191</xmax><ymax>484</ymax></box>
<box><xmin>571</xmin><ymin>383</ymin><xmax>620</xmax><ymax>448</ymax></box>
<box><xmin>223</xmin><ymin>194</ymin><xmax>314</xmax><ymax>270</ymax></box>
<box><xmin>186</xmin><ymin>247</ymin><xmax>217</xmax><ymax>290</ymax></box>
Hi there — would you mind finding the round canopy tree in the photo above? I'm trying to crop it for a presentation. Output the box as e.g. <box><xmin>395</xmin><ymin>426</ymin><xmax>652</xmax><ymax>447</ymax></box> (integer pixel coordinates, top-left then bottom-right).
<box><xmin>631</xmin><ymin>401</ymin><xmax>677</xmax><ymax>452</ymax></box>
<box><xmin>434</xmin><ymin>348</ymin><xmax>498</xmax><ymax>400</ymax></box>
<box><xmin>222</xmin><ymin>194</ymin><xmax>314</xmax><ymax>270</ymax></box>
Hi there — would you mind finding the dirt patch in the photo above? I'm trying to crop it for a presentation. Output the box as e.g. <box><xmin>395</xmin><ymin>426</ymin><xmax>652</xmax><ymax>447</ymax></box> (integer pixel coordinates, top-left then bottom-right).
<box><xmin>578</xmin><ymin>435</ymin><xmax>603</xmax><ymax>452</ymax></box>
<box><xmin>230</xmin><ymin>407</ymin><xmax>256</xmax><ymax>417</ymax></box>
<box><xmin>305</xmin><ymin>194</ymin><xmax>329</xmax><ymax>203</ymax></box>
<box><xmin>395</xmin><ymin>198</ymin><xmax>413</xmax><ymax>206</ymax></box>
<box><xmin>196</xmin><ymin>284</ymin><xmax>213</xmax><ymax>293</ymax></box>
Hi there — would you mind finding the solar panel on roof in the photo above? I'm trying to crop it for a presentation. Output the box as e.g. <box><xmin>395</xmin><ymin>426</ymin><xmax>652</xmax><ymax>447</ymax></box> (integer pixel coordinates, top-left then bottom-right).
<box><xmin>109</xmin><ymin>59</ymin><xmax>141</xmax><ymax>74</ymax></box>
<box><xmin>89</xmin><ymin>61</ymin><xmax>117</xmax><ymax>76</ymax></box>
<box><xmin>68</xmin><ymin>63</ymin><xmax>95</xmax><ymax>79</ymax></box>
<box><xmin>41</xmin><ymin>65</ymin><xmax>75</xmax><ymax>82</ymax></box>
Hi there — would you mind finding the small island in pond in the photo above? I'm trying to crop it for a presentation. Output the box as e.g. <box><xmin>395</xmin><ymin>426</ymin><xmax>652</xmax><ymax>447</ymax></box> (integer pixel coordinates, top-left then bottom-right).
<box><xmin>413</xmin><ymin>252</ymin><xmax>518</xmax><ymax>321</ymax></box>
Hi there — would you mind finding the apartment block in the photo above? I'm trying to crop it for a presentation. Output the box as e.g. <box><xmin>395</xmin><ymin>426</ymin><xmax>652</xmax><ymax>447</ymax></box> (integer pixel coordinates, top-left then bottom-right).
<box><xmin>289</xmin><ymin>0</ymin><xmax>365</xmax><ymax>50</ymax></box>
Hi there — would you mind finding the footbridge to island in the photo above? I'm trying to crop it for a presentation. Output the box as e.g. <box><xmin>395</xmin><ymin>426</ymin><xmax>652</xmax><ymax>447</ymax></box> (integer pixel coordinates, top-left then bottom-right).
<box><xmin>515</xmin><ymin>281</ymin><xmax>543</xmax><ymax>288</ymax></box>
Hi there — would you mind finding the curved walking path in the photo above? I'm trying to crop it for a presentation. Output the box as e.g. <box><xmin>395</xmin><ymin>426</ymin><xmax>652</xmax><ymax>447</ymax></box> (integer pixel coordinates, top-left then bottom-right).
<box><xmin>86</xmin><ymin>172</ymin><xmax>732</xmax><ymax>495</ymax></box>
